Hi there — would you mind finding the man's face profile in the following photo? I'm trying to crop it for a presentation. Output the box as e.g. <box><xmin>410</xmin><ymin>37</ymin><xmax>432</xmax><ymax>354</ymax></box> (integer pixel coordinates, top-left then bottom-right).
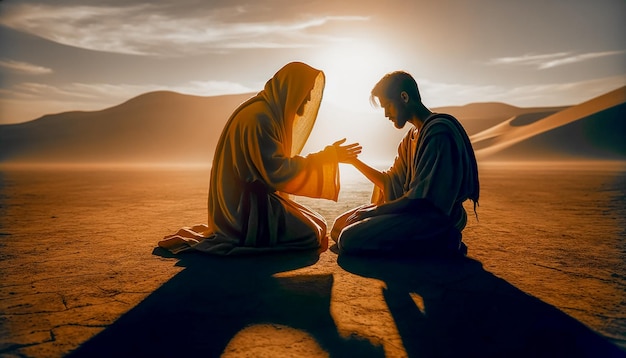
<box><xmin>380</xmin><ymin>97</ymin><xmax>408</xmax><ymax>129</ymax></box>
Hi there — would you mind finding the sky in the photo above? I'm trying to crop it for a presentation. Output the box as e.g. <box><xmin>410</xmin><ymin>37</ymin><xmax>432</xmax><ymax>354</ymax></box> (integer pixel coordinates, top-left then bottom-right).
<box><xmin>0</xmin><ymin>0</ymin><xmax>625</xmax><ymax>125</ymax></box>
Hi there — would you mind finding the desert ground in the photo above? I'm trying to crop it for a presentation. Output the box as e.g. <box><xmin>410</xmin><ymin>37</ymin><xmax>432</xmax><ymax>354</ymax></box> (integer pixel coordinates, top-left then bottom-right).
<box><xmin>0</xmin><ymin>162</ymin><xmax>625</xmax><ymax>357</ymax></box>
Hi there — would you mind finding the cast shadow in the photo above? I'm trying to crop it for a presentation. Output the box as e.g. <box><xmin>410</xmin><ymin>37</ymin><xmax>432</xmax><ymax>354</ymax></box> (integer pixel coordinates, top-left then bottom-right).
<box><xmin>67</xmin><ymin>248</ymin><xmax>384</xmax><ymax>358</ymax></box>
<box><xmin>337</xmin><ymin>252</ymin><xmax>625</xmax><ymax>358</ymax></box>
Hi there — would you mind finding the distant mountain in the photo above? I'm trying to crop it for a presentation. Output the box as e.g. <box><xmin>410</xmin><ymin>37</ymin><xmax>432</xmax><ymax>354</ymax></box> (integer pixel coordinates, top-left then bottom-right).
<box><xmin>1</xmin><ymin>87</ymin><xmax>624</xmax><ymax>165</ymax></box>
<box><xmin>471</xmin><ymin>86</ymin><xmax>626</xmax><ymax>161</ymax></box>
<box><xmin>0</xmin><ymin>91</ymin><xmax>253</xmax><ymax>164</ymax></box>
<box><xmin>433</xmin><ymin>102</ymin><xmax>569</xmax><ymax>136</ymax></box>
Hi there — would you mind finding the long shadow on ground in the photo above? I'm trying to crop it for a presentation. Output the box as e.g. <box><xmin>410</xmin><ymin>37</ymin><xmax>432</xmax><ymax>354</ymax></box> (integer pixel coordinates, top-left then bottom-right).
<box><xmin>66</xmin><ymin>249</ymin><xmax>384</xmax><ymax>358</ymax></box>
<box><xmin>66</xmin><ymin>248</ymin><xmax>624</xmax><ymax>358</ymax></box>
<box><xmin>337</xmin><ymin>253</ymin><xmax>625</xmax><ymax>358</ymax></box>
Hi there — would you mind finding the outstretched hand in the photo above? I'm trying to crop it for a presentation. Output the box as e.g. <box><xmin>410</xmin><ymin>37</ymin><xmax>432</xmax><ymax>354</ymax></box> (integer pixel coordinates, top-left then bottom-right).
<box><xmin>330</xmin><ymin>138</ymin><xmax>362</xmax><ymax>164</ymax></box>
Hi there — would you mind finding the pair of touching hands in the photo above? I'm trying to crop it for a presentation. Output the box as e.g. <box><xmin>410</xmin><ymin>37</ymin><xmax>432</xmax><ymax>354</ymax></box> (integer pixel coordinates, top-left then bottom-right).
<box><xmin>328</xmin><ymin>138</ymin><xmax>362</xmax><ymax>164</ymax></box>
<box><xmin>328</xmin><ymin>138</ymin><xmax>378</xmax><ymax>223</ymax></box>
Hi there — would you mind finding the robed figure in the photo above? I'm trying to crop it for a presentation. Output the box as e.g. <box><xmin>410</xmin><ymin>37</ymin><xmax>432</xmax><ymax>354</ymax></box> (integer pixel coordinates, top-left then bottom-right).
<box><xmin>159</xmin><ymin>62</ymin><xmax>360</xmax><ymax>255</ymax></box>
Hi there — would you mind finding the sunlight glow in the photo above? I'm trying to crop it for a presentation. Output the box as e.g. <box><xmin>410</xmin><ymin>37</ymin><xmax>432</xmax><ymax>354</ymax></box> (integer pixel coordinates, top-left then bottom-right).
<box><xmin>221</xmin><ymin>324</ymin><xmax>327</xmax><ymax>357</ymax></box>
<box><xmin>303</xmin><ymin>38</ymin><xmax>400</xmax><ymax>150</ymax></box>
<box><xmin>409</xmin><ymin>292</ymin><xmax>426</xmax><ymax>315</ymax></box>
<box><xmin>313</xmin><ymin>39</ymin><xmax>394</xmax><ymax>114</ymax></box>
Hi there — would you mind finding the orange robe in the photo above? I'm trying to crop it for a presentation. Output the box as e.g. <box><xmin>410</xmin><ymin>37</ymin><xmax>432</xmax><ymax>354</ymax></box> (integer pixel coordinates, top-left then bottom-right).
<box><xmin>159</xmin><ymin>62</ymin><xmax>339</xmax><ymax>255</ymax></box>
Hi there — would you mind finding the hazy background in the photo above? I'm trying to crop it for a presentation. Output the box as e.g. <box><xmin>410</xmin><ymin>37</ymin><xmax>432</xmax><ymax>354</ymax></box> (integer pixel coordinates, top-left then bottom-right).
<box><xmin>1</xmin><ymin>0</ymin><xmax>624</xmax><ymax>124</ymax></box>
<box><xmin>0</xmin><ymin>0</ymin><xmax>625</xmax><ymax>166</ymax></box>
<box><xmin>1</xmin><ymin>2</ymin><xmax>626</xmax><ymax>355</ymax></box>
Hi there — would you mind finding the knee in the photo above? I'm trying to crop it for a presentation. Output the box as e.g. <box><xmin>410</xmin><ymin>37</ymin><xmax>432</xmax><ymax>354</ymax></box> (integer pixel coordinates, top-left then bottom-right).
<box><xmin>330</xmin><ymin>220</ymin><xmax>343</xmax><ymax>243</ymax></box>
<box><xmin>336</xmin><ymin>225</ymin><xmax>362</xmax><ymax>254</ymax></box>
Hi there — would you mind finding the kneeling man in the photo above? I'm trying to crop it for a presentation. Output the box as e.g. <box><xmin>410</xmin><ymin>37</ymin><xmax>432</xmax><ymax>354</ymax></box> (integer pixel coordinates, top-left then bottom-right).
<box><xmin>332</xmin><ymin>71</ymin><xmax>479</xmax><ymax>256</ymax></box>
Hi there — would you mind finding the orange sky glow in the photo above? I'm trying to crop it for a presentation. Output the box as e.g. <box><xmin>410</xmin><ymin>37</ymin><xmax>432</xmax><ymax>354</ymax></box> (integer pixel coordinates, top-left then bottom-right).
<box><xmin>0</xmin><ymin>0</ymin><xmax>624</xmax><ymax>127</ymax></box>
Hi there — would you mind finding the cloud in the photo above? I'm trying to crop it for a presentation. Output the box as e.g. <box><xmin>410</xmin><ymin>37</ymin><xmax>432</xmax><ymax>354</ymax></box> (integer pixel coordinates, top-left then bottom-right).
<box><xmin>0</xmin><ymin>60</ymin><xmax>53</xmax><ymax>75</ymax></box>
<box><xmin>537</xmin><ymin>51</ymin><xmax>626</xmax><ymax>69</ymax></box>
<box><xmin>0</xmin><ymin>3</ymin><xmax>369</xmax><ymax>56</ymax></box>
<box><xmin>487</xmin><ymin>51</ymin><xmax>625</xmax><ymax>70</ymax></box>
<box><xmin>4</xmin><ymin>79</ymin><xmax>254</xmax><ymax>101</ymax></box>
<box><xmin>184</xmin><ymin>80</ymin><xmax>255</xmax><ymax>95</ymax></box>
<box><xmin>419</xmin><ymin>75</ymin><xmax>626</xmax><ymax>108</ymax></box>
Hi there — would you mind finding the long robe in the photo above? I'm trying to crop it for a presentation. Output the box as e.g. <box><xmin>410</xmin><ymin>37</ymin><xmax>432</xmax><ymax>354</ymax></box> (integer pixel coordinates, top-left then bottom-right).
<box><xmin>159</xmin><ymin>62</ymin><xmax>339</xmax><ymax>255</ymax></box>
<box><xmin>332</xmin><ymin>113</ymin><xmax>479</xmax><ymax>255</ymax></box>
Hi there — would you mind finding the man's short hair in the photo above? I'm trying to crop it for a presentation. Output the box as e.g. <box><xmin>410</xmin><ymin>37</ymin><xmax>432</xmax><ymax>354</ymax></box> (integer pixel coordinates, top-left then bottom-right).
<box><xmin>370</xmin><ymin>71</ymin><xmax>421</xmax><ymax>107</ymax></box>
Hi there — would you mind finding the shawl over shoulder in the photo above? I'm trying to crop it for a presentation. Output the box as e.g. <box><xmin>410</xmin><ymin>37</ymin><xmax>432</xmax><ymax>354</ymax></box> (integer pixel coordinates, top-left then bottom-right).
<box><xmin>372</xmin><ymin>113</ymin><xmax>479</xmax><ymax>229</ymax></box>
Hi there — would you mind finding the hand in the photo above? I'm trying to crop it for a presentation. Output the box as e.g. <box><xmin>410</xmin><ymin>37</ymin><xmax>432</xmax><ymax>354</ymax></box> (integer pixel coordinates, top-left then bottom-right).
<box><xmin>330</xmin><ymin>138</ymin><xmax>362</xmax><ymax>164</ymax></box>
<box><xmin>346</xmin><ymin>206</ymin><xmax>377</xmax><ymax>226</ymax></box>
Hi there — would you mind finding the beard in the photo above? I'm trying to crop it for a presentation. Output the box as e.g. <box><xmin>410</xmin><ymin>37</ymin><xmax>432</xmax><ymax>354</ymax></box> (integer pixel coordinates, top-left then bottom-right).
<box><xmin>393</xmin><ymin>119</ymin><xmax>406</xmax><ymax>129</ymax></box>
<box><xmin>393</xmin><ymin>106</ymin><xmax>411</xmax><ymax>129</ymax></box>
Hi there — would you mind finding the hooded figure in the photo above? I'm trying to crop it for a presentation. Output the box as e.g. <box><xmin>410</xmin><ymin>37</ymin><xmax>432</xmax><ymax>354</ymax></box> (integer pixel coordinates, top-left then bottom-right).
<box><xmin>159</xmin><ymin>62</ymin><xmax>352</xmax><ymax>255</ymax></box>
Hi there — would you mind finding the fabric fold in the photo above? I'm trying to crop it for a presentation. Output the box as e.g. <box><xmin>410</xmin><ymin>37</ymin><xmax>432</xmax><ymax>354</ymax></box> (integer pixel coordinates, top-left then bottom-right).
<box><xmin>159</xmin><ymin>62</ymin><xmax>339</xmax><ymax>255</ymax></box>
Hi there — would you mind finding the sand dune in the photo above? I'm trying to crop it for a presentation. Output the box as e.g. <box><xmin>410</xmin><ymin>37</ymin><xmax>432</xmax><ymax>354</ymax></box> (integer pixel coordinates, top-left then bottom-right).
<box><xmin>0</xmin><ymin>87</ymin><xmax>623</xmax><ymax>165</ymax></box>
<box><xmin>332</xmin><ymin>102</ymin><xmax>569</xmax><ymax>165</ymax></box>
<box><xmin>433</xmin><ymin>102</ymin><xmax>568</xmax><ymax>136</ymax></box>
<box><xmin>472</xmin><ymin>86</ymin><xmax>626</xmax><ymax>161</ymax></box>
<box><xmin>0</xmin><ymin>91</ymin><xmax>253</xmax><ymax>164</ymax></box>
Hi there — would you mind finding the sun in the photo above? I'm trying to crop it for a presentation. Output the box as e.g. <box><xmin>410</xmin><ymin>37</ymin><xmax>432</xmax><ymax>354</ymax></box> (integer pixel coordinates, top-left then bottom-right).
<box><xmin>302</xmin><ymin>39</ymin><xmax>403</xmax><ymax>161</ymax></box>
<box><xmin>310</xmin><ymin>39</ymin><xmax>396</xmax><ymax>112</ymax></box>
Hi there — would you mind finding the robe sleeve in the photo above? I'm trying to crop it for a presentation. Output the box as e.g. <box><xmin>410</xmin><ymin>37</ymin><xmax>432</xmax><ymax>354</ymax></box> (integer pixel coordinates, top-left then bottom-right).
<box><xmin>280</xmin><ymin>147</ymin><xmax>339</xmax><ymax>201</ymax></box>
<box><xmin>405</xmin><ymin>132</ymin><xmax>463</xmax><ymax>216</ymax></box>
<box><xmin>246</xmin><ymin>113</ymin><xmax>339</xmax><ymax>201</ymax></box>
<box><xmin>372</xmin><ymin>132</ymin><xmax>411</xmax><ymax>204</ymax></box>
